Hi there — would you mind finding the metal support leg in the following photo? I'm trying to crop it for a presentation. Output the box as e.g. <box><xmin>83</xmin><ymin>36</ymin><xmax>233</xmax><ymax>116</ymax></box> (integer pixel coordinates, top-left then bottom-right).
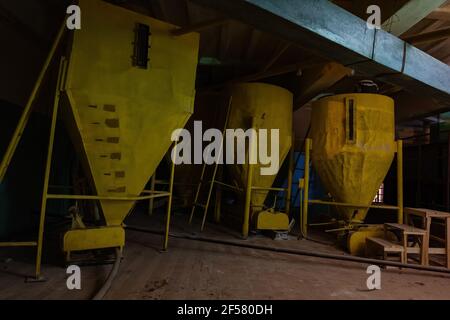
<box><xmin>286</xmin><ymin>137</ymin><xmax>294</xmax><ymax>217</ymax></box>
<box><xmin>35</xmin><ymin>57</ymin><xmax>67</xmax><ymax>280</ymax></box>
<box><xmin>163</xmin><ymin>145</ymin><xmax>176</xmax><ymax>251</ymax></box>
<box><xmin>302</xmin><ymin>139</ymin><xmax>311</xmax><ymax>238</ymax></box>
<box><xmin>148</xmin><ymin>174</ymin><xmax>156</xmax><ymax>216</ymax></box>
<box><xmin>298</xmin><ymin>179</ymin><xmax>304</xmax><ymax>240</ymax></box>
<box><xmin>189</xmin><ymin>164</ymin><xmax>206</xmax><ymax>224</ymax></box>
<box><xmin>243</xmin><ymin>118</ymin><xmax>257</xmax><ymax>239</ymax></box>
<box><xmin>200</xmin><ymin>156</ymin><xmax>220</xmax><ymax>231</ymax></box>
<box><xmin>214</xmin><ymin>185</ymin><xmax>222</xmax><ymax>223</ymax></box>
<box><xmin>243</xmin><ymin>161</ymin><xmax>254</xmax><ymax>239</ymax></box>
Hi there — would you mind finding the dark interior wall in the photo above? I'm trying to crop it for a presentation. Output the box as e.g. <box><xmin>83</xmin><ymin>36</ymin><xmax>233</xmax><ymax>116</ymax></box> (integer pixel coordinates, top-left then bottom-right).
<box><xmin>384</xmin><ymin>140</ymin><xmax>450</xmax><ymax>211</ymax></box>
<box><xmin>0</xmin><ymin>100</ymin><xmax>47</xmax><ymax>239</ymax></box>
<box><xmin>0</xmin><ymin>100</ymin><xmax>74</xmax><ymax>240</ymax></box>
<box><xmin>0</xmin><ymin>0</ymin><xmax>67</xmax><ymax>107</ymax></box>
<box><xmin>403</xmin><ymin>142</ymin><xmax>449</xmax><ymax>210</ymax></box>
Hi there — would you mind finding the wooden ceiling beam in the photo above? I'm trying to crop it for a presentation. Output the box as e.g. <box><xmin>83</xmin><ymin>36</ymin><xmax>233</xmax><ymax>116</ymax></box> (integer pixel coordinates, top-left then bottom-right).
<box><xmin>427</xmin><ymin>7</ymin><xmax>450</xmax><ymax>21</ymax></box>
<box><xmin>404</xmin><ymin>26</ymin><xmax>450</xmax><ymax>45</ymax></box>
<box><xmin>261</xmin><ymin>41</ymin><xmax>291</xmax><ymax>72</ymax></box>
<box><xmin>171</xmin><ymin>17</ymin><xmax>229</xmax><ymax>36</ymax></box>
<box><xmin>382</xmin><ymin>0</ymin><xmax>447</xmax><ymax>36</ymax></box>
<box><xmin>295</xmin><ymin>62</ymin><xmax>354</xmax><ymax>109</ymax></box>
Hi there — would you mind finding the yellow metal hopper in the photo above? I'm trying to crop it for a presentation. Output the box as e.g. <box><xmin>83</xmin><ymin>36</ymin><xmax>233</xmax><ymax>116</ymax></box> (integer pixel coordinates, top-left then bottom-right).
<box><xmin>310</xmin><ymin>94</ymin><xmax>396</xmax><ymax>224</ymax></box>
<box><xmin>227</xmin><ymin>83</ymin><xmax>293</xmax><ymax>233</ymax></box>
<box><xmin>62</xmin><ymin>0</ymin><xmax>199</xmax><ymax>254</ymax></box>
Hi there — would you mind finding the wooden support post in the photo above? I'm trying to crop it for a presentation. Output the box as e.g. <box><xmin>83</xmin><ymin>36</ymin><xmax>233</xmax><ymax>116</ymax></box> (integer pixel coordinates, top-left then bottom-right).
<box><xmin>446</xmin><ymin>217</ymin><xmax>450</xmax><ymax>268</ymax></box>
<box><xmin>286</xmin><ymin>136</ymin><xmax>294</xmax><ymax>217</ymax></box>
<box><xmin>397</xmin><ymin>140</ymin><xmax>404</xmax><ymax>224</ymax></box>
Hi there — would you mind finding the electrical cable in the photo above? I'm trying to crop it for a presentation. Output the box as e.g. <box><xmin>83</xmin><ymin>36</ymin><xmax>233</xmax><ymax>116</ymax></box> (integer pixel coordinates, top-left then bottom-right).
<box><xmin>92</xmin><ymin>247</ymin><xmax>122</xmax><ymax>300</ymax></box>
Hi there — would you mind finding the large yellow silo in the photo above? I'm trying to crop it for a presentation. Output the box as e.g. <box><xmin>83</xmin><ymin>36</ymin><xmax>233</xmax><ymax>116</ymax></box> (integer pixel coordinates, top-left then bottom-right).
<box><xmin>227</xmin><ymin>83</ymin><xmax>293</xmax><ymax>234</ymax></box>
<box><xmin>310</xmin><ymin>94</ymin><xmax>396</xmax><ymax>225</ymax></box>
<box><xmin>304</xmin><ymin>93</ymin><xmax>401</xmax><ymax>255</ymax></box>
<box><xmin>61</xmin><ymin>0</ymin><xmax>199</xmax><ymax>254</ymax></box>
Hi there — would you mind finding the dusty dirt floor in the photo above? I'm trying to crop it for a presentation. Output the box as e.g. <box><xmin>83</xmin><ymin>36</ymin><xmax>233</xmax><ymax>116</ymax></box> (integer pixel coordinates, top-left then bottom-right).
<box><xmin>1</xmin><ymin>208</ymin><xmax>450</xmax><ymax>300</ymax></box>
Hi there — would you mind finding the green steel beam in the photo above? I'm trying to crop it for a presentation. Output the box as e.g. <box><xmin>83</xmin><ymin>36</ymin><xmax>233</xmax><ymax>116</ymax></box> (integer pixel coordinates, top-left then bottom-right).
<box><xmin>191</xmin><ymin>0</ymin><xmax>450</xmax><ymax>109</ymax></box>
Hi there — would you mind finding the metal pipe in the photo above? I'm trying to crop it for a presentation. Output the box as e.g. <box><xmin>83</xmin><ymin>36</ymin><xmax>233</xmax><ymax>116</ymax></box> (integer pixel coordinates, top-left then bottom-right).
<box><xmin>155</xmin><ymin>180</ymin><xmax>197</xmax><ymax>186</ymax></box>
<box><xmin>47</xmin><ymin>193</ymin><xmax>170</xmax><ymax>201</ymax></box>
<box><xmin>397</xmin><ymin>140</ymin><xmax>404</xmax><ymax>224</ymax></box>
<box><xmin>214</xmin><ymin>180</ymin><xmax>243</xmax><ymax>192</ymax></box>
<box><xmin>251</xmin><ymin>186</ymin><xmax>287</xmax><ymax>192</ymax></box>
<box><xmin>0</xmin><ymin>242</ymin><xmax>37</xmax><ymax>247</ymax></box>
<box><xmin>125</xmin><ymin>225</ymin><xmax>450</xmax><ymax>275</ymax></box>
<box><xmin>308</xmin><ymin>199</ymin><xmax>399</xmax><ymax>210</ymax></box>
<box><xmin>142</xmin><ymin>190</ymin><xmax>172</xmax><ymax>195</ymax></box>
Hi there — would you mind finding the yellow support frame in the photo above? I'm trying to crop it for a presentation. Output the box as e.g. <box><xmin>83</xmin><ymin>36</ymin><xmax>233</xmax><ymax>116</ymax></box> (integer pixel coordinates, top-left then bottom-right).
<box><xmin>42</xmin><ymin>165</ymin><xmax>176</xmax><ymax>268</ymax></box>
<box><xmin>242</xmin><ymin>118</ymin><xmax>257</xmax><ymax>239</ymax></box>
<box><xmin>203</xmin><ymin>117</ymin><xmax>293</xmax><ymax>239</ymax></box>
<box><xmin>0</xmin><ymin>49</ymin><xmax>177</xmax><ymax>279</ymax></box>
<box><xmin>0</xmin><ymin>20</ymin><xmax>66</xmax><ymax>281</ymax></box>
<box><xmin>299</xmin><ymin>138</ymin><xmax>404</xmax><ymax>238</ymax></box>
<box><xmin>163</xmin><ymin>145</ymin><xmax>176</xmax><ymax>251</ymax></box>
<box><xmin>0</xmin><ymin>9</ymin><xmax>188</xmax><ymax>279</ymax></box>
<box><xmin>34</xmin><ymin>56</ymin><xmax>68</xmax><ymax>280</ymax></box>
<box><xmin>148</xmin><ymin>175</ymin><xmax>157</xmax><ymax>216</ymax></box>
<box><xmin>242</xmin><ymin>118</ymin><xmax>292</xmax><ymax>237</ymax></box>
<box><xmin>285</xmin><ymin>135</ymin><xmax>295</xmax><ymax>217</ymax></box>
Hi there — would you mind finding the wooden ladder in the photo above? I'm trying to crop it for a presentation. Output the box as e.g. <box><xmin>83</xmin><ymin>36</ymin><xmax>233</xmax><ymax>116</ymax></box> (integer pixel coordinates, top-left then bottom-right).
<box><xmin>188</xmin><ymin>97</ymin><xmax>232</xmax><ymax>231</ymax></box>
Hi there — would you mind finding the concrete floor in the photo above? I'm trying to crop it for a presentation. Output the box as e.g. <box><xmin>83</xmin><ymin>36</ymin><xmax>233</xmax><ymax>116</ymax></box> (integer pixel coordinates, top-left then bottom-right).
<box><xmin>1</xmin><ymin>210</ymin><xmax>450</xmax><ymax>300</ymax></box>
